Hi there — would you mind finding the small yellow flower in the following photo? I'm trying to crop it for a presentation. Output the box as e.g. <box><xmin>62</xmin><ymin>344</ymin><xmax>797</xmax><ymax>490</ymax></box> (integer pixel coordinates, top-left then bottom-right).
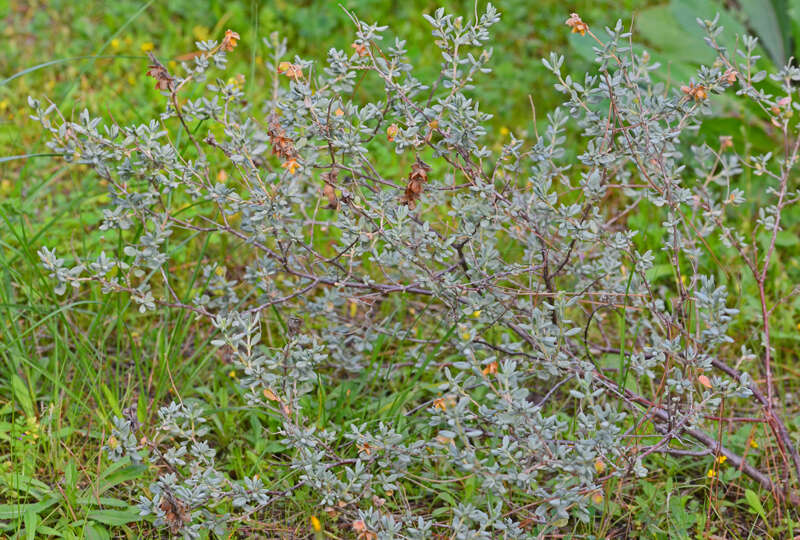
<box><xmin>140</xmin><ymin>42</ymin><xmax>155</xmax><ymax>53</ymax></box>
<box><xmin>471</xmin><ymin>310</ymin><xmax>481</xmax><ymax>319</ymax></box>
<box><xmin>594</xmin><ymin>459</ymin><xmax>606</xmax><ymax>474</ymax></box>
<box><xmin>310</xmin><ymin>515</ymin><xmax>322</xmax><ymax>532</ymax></box>
<box><xmin>717</xmin><ymin>455</ymin><xmax>727</xmax><ymax>464</ymax></box>
<box><xmin>707</xmin><ymin>469</ymin><xmax>716</xmax><ymax>478</ymax></box>
<box><xmin>111</xmin><ymin>38</ymin><xmax>120</xmax><ymax>50</ymax></box>
<box><xmin>192</xmin><ymin>25</ymin><xmax>209</xmax><ymax>41</ymax></box>
<box><xmin>460</xmin><ymin>331</ymin><xmax>471</xmax><ymax>341</ymax></box>
<box><xmin>750</xmin><ymin>439</ymin><xmax>759</xmax><ymax>449</ymax></box>
<box><xmin>107</xmin><ymin>435</ymin><xmax>120</xmax><ymax>449</ymax></box>
<box><xmin>499</xmin><ymin>126</ymin><xmax>509</xmax><ymax>136</ymax></box>
<box><xmin>591</xmin><ymin>491</ymin><xmax>603</xmax><ymax>505</ymax></box>
<box><xmin>228</xmin><ymin>370</ymin><xmax>237</xmax><ymax>379</ymax></box>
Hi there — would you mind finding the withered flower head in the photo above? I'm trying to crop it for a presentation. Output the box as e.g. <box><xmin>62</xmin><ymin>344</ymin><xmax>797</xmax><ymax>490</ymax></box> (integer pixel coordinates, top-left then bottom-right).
<box><xmin>221</xmin><ymin>29</ymin><xmax>240</xmax><ymax>52</ymax></box>
<box><xmin>159</xmin><ymin>493</ymin><xmax>191</xmax><ymax>534</ymax></box>
<box><xmin>566</xmin><ymin>13</ymin><xmax>589</xmax><ymax>36</ymax></box>
<box><xmin>400</xmin><ymin>157</ymin><xmax>431</xmax><ymax>209</ymax></box>
<box><xmin>351</xmin><ymin>41</ymin><xmax>368</xmax><ymax>57</ymax></box>
<box><xmin>681</xmin><ymin>83</ymin><xmax>707</xmax><ymax>101</ymax></box>
<box><xmin>268</xmin><ymin>115</ymin><xmax>298</xmax><ymax>161</ymax></box>
<box><xmin>278</xmin><ymin>62</ymin><xmax>303</xmax><ymax>80</ymax></box>
<box><xmin>145</xmin><ymin>52</ymin><xmax>175</xmax><ymax>92</ymax></box>
<box><xmin>321</xmin><ymin>170</ymin><xmax>339</xmax><ymax>209</ymax></box>
<box><xmin>386</xmin><ymin>123</ymin><xmax>399</xmax><ymax>142</ymax></box>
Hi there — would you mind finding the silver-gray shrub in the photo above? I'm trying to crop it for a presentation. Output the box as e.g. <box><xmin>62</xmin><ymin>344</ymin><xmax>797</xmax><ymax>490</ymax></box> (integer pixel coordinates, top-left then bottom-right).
<box><xmin>32</xmin><ymin>5</ymin><xmax>800</xmax><ymax>538</ymax></box>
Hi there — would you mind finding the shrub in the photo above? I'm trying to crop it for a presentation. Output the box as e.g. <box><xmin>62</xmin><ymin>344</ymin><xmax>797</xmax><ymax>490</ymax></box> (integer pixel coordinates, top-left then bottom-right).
<box><xmin>31</xmin><ymin>4</ymin><xmax>800</xmax><ymax>537</ymax></box>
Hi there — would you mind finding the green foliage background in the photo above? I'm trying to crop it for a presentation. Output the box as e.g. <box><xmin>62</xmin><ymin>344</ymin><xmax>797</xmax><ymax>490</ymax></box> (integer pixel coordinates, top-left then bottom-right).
<box><xmin>3</xmin><ymin>0</ymin><xmax>800</xmax><ymax>538</ymax></box>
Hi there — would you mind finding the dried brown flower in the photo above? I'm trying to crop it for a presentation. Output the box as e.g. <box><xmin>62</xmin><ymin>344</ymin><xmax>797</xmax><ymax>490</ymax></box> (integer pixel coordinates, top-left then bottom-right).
<box><xmin>159</xmin><ymin>493</ymin><xmax>191</xmax><ymax>534</ymax></box>
<box><xmin>351</xmin><ymin>41</ymin><xmax>368</xmax><ymax>57</ymax></box>
<box><xmin>145</xmin><ymin>52</ymin><xmax>175</xmax><ymax>92</ymax></box>
<box><xmin>566</xmin><ymin>13</ymin><xmax>589</xmax><ymax>36</ymax></box>
<box><xmin>278</xmin><ymin>61</ymin><xmax>303</xmax><ymax>81</ymax></box>
<box><xmin>321</xmin><ymin>170</ymin><xmax>339</xmax><ymax>209</ymax></box>
<box><xmin>221</xmin><ymin>29</ymin><xmax>240</xmax><ymax>52</ymax></box>
<box><xmin>400</xmin><ymin>157</ymin><xmax>431</xmax><ymax>209</ymax></box>
<box><xmin>386</xmin><ymin>123</ymin><xmax>399</xmax><ymax>142</ymax></box>
<box><xmin>681</xmin><ymin>83</ymin><xmax>707</xmax><ymax>101</ymax></box>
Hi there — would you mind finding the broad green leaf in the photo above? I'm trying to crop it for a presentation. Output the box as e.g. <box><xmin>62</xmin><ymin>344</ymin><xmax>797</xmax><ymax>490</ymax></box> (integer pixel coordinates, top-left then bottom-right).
<box><xmin>774</xmin><ymin>230</ymin><xmax>798</xmax><ymax>247</ymax></box>
<box><xmin>0</xmin><ymin>472</ymin><xmax>52</xmax><ymax>500</ymax></box>
<box><xmin>24</xmin><ymin>508</ymin><xmax>39</xmax><ymax>540</ymax></box>
<box><xmin>95</xmin><ymin>459</ymin><xmax>146</xmax><ymax>496</ymax></box>
<box><xmin>0</xmin><ymin>498</ymin><xmax>58</xmax><ymax>520</ymax></box>
<box><xmin>11</xmin><ymin>374</ymin><xmax>34</xmax><ymax>417</ymax></box>
<box><xmin>744</xmin><ymin>489</ymin><xmax>766</xmax><ymax>519</ymax></box>
<box><xmin>74</xmin><ymin>496</ymin><xmax>129</xmax><ymax>508</ymax></box>
<box><xmin>86</xmin><ymin>508</ymin><xmax>143</xmax><ymax>526</ymax></box>
<box><xmin>84</xmin><ymin>524</ymin><xmax>110</xmax><ymax>540</ymax></box>
<box><xmin>739</xmin><ymin>0</ymin><xmax>790</xmax><ymax>66</ymax></box>
<box><xmin>671</xmin><ymin>0</ymin><xmax>750</xmax><ymax>45</ymax></box>
<box><xmin>636</xmin><ymin>6</ymin><xmax>716</xmax><ymax>64</ymax></box>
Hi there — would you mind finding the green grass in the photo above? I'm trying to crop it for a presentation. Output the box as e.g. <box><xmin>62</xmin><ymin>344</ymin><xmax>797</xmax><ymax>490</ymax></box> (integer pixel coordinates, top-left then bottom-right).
<box><xmin>2</xmin><ymin>0</ymin><xmax>800</xmax><ymax>538</ymax></box>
